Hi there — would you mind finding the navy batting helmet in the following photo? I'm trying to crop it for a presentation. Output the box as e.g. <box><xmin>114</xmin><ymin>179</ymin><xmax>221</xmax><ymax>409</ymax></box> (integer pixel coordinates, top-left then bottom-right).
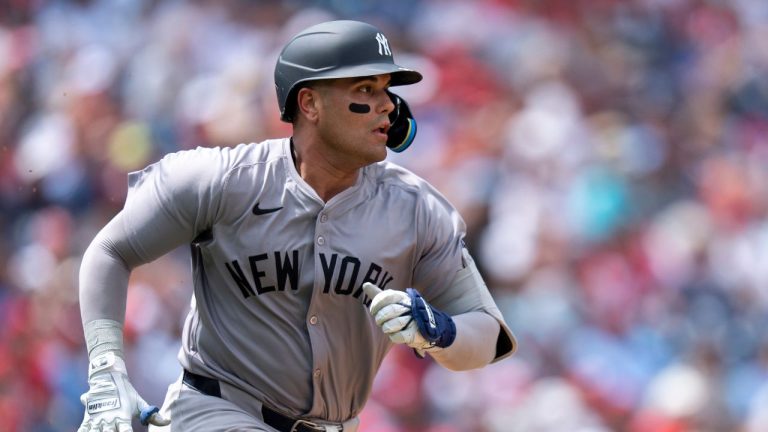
<box><xmin>274</xmin><ymin>20</ymin><xmax>422</xmax><ymax>123</ymax></box>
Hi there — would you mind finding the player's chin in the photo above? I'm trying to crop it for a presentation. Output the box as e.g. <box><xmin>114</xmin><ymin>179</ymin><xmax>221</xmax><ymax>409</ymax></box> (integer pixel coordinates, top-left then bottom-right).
<box><xmin>372</xmin><ymin>141</ymin><xmax>389</xmax><ymax>162</ymax></box>
<box><xmin>365</xmin><ymin>134</ymin><xmax>388</xmax><ymax>162</ymax></box>
<box><xmin>361</xmin><ymin>147</ymin><xmax>387</xmax><ymax>166</ymax></box>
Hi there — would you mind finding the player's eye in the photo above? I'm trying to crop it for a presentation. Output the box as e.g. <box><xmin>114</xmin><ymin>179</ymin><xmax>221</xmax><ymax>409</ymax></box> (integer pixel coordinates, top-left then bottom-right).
<box><xmin>359</xmin><ymin>85</ymin><xmax>373</xmax><ymax>94</ymax></box>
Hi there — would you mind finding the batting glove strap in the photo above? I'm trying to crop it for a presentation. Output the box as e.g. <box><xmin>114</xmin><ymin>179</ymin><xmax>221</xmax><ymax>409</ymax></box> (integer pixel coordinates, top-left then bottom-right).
<box><xmin>88</xmin><ymin>350</ymin><xmax>127</xmax><ymax>378</ymax></box>
<box><xmin>406</xmin><ymin>288</ymin><xmax>456</xmax><ymax>348</ymax></box>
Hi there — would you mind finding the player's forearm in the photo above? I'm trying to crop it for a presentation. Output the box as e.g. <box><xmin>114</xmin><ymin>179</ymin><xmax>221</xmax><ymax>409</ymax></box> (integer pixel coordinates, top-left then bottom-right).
<box><xmin>79</xmin><ymin>234</ymin><xmax>131</xmax><ymax>360</ymax></box>
<box><xmin>79</xmin><ymin>206</ymin><xmax>186</xmax><ymax>324</ymax></box>
<box><xmin>79</xmin><ymin>235</ymin><xmax>131</xmax><ymax>324</ymax></box>
<box><xmin>428</xmin><ymin>311</ymin><xmax>499</xmax><ymax>371</ymax></box>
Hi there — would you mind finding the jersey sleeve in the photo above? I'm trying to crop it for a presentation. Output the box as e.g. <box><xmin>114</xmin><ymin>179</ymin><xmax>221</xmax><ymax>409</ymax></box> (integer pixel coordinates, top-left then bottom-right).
<box><xmin>120</xmin><ymin>146</ymin><xmax>228</xmax><ymax>262</ymax></box>
<box><xmin>79</xmin><ymin>147</ymin><xmax>230</xmax><ymax>323</ymax></box>
<box><xmin>412</xmin><ymin>188</ymin><xmax>516</xmax><ymax>361</ymax></box>
<box><xmin>411</xmin><ymin>190</ymin><xmax>466</xmax><ymax>300</ymax></box>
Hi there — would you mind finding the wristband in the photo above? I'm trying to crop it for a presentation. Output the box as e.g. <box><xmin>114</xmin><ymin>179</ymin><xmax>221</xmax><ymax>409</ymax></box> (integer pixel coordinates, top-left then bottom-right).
<box><xmin>85</xmin><ymin>319</ymin><xmax>124</xmax><ymax>360</ymax></box>
<box><xmin>406</xmin><ymin>288</ymin><xmax>457</xmax><ymax>348</ymax></box>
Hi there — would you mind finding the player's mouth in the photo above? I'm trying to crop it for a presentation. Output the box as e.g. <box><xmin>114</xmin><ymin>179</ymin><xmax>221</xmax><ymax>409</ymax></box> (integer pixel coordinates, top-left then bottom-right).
<box><xmin>373</xmin><ymin>121</ymin><xmax>390</xmax><ymax>140</ymax></box>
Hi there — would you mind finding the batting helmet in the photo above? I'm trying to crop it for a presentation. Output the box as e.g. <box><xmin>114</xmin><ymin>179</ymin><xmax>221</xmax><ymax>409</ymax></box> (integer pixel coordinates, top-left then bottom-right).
<box><xmin>274</xmin><ymin>20</ymin><xmax>422</xmax><ymax>122</ymax></box>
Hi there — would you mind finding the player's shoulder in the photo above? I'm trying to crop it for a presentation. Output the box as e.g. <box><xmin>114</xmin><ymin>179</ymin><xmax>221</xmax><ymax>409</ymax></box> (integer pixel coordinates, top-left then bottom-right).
<box><xmin>154</xmin><ymin>139</ymin><xmax>285</xmax><ymax>178</ymax></box>
<box><xmin>164</xmin><ymin>138</ymin><xmax>283</xmax><ymax>168</ymax></box>
<box><xmin>365</xmin><ymin>160</ymin><xmax>464</xmax><ymax>227</ymax></box>
<box><xmin>365</xmin><ymin>160</ymin><xmax>447</xmax><ymax>203</ymax></box>
<box><xmin>367</xmin><ymin>160</ymin><xmax>431</xmax><ymax>190</ymax></box>
<box><xmin>129</xmin><ymin>139</ymin><xmax>286</xmax><ymax>191</ymax></box>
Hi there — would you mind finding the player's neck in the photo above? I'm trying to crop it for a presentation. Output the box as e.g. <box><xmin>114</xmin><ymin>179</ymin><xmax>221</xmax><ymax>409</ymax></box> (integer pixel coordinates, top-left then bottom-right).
<box><xmin>291</xmin><ymin>137</ymin><xmax>360</xmax><ymax>202</ymax></box>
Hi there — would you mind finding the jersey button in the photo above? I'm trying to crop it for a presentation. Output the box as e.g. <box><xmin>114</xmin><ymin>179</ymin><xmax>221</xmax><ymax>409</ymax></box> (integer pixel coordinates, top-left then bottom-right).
<box><xmin>313</xmin><ymin>369</ymin><xmax>321</xmax><ymax>379</ymax></box>
<box><xmin>309</xmin><ymin>315</ymin><xmax>318</xmax><ymax>325</ymax></box>
<box><xmin>317</xmin><ymin>236</ymin><xmax>325</xmax><ymax>245</ymax></box>
<box><xmin>320</xmin><ymin>214</ymin><xmax>328</xmax><ymax>223</ymax></box>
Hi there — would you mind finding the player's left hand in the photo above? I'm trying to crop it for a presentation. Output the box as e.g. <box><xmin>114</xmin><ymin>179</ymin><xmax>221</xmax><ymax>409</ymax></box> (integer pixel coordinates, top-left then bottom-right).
<box><xmin>364</xmin><ymin>283</ymin><xmax>456</xmax><ymax>351</ymax></box>
<box><xmin>78</xmin><ymin>352</ymin><xmax>170</xmax><ymax>432</ymax></box>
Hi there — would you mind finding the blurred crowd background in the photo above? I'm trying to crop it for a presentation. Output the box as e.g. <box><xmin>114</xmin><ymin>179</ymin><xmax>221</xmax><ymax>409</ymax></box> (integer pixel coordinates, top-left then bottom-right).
<box><xmin>1</xmin><ymin>0</ymin><xmax>767</xmax><ymax>431</ymax></box>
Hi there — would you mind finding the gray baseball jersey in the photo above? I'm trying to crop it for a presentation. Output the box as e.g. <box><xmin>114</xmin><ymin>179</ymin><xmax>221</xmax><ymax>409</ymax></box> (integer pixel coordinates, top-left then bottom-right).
<box><xmin>102</xmin><ymin>138</ymin><xmax>512</xmax><ymax>421</ymax></box>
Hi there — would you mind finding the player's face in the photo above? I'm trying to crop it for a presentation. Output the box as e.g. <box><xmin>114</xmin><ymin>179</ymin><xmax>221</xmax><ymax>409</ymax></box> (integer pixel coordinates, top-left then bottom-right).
<box><xmin>314</xmin><ymin>74</ymin><xmax>395</xmax><ymax>166</ymax></box>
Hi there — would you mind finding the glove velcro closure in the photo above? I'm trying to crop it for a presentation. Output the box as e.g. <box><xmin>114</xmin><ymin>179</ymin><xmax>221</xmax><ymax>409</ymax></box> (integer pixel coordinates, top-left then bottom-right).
<box><xmin>88</xmin><ymin>351</ymin><xmax>127</xmax><ymax>378</ymax></box>
<box><xmin>406</xmin><ymin>288</ymin><xmax>456</xmax><ymax>348</ymax></box>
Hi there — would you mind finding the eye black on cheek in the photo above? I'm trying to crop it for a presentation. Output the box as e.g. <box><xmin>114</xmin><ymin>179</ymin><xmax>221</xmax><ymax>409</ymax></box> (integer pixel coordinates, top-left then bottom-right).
<box><xmin>349</xmin><ymin>103</ymin><xmax>371</xmax><ymax>114</ymax></box>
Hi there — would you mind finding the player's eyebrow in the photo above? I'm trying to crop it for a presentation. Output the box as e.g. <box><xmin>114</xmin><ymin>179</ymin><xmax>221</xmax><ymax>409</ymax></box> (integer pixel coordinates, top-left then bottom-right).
<box><xmin>351</xmin><ymin>76</ymin><xmax>392</xmax><ymax>86</ymax></box>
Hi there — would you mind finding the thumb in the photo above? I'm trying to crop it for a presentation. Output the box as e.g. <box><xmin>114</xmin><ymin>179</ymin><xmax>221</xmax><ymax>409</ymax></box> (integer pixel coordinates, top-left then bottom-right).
<box><xmin>140</xmin><ymin>404</ymin><xmax>171</xmax><ymax>426</ymax></box>
<box><xmin>136</xmin><ymin>393</ymin><xmax>171</xmax><ymax>427</ymax></box>
<box><xmin>363</xmin><ymin>282</ymin><xmax>382</xmax><ymax>300</ymax></box>
<box><xmin>149</xmin><ymin>410</ymin><xmax>172</xmax><ymax>427</ymax></box>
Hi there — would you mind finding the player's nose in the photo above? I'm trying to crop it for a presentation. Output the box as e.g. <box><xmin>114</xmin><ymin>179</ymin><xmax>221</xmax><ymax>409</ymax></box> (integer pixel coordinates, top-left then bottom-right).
<box><xmin>376</xmin><ymin>90</ymin><xmax>395</xmax><ymax>116</ymax></box>
<box><xmin>371</xmin><ymin>74</ymin><xmax>395</xmax><ymax>115</ymax></box>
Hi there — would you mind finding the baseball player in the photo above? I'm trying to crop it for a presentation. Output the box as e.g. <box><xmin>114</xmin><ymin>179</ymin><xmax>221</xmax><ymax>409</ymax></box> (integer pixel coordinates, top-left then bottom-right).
<box><xmin>78</xmin><ymin>20</ymin><xmax>516</xmax><ymax>432</ymax></box>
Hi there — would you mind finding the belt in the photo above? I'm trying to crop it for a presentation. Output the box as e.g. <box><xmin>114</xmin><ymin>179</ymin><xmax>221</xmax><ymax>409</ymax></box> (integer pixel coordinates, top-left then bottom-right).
<box><xmin>182</xmin><ymin>370</ymin><xmax>338</xmax><ymax>432</ymax></box>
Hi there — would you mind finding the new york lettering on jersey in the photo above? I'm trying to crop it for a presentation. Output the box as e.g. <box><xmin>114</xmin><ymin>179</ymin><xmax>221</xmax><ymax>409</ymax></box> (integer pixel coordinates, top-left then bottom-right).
<box><xmin>224</xmin><ymin>251</ymin><xmax>394</xmax><ymax>306</ymax></box>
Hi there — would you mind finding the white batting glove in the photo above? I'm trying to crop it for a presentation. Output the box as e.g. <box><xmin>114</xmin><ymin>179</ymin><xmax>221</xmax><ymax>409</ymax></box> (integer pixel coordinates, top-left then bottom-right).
<box><xmin>79</xmin><ymin>351</ymin><xmax>170</xmax><ymax>432</ymax></box>
<box><xmin>364</xmin><ymin>282</ymin><xmax>438</xmax><ymax>351</ymax></box>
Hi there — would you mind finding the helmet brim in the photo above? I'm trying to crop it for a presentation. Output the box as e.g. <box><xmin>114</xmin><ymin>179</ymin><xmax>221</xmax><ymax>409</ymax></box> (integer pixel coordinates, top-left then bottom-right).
<box><xmin>326</xmin><ymin>63</ymin><xmax>422</xmax><ymax>86</ymax></box>
<box><xmin>289</xmin><ymin>62</ymin><xmax>421</xmax><ymax>86</ymax></box>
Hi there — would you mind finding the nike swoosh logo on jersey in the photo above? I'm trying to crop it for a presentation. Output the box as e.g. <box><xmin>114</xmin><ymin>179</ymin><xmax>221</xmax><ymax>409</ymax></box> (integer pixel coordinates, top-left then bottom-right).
<box><xmin>252</xmin><ymin>202</ymin><xmax>283</xmax><ymax>215</ymax></box>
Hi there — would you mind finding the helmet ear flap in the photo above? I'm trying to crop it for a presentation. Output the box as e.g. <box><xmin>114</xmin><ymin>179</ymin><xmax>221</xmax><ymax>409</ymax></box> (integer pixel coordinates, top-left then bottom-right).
<box><xmin>386</xmin><ymin>91</ymin><xmax>417</xmax><ymax>153</ymax></box>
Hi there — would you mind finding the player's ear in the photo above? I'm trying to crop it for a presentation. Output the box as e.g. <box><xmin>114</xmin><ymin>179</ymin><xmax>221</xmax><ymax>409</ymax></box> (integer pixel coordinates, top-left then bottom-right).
<box><xmin>296</xmin><ymin>87</ymin><xmax>321</xmax><ymax>123</ymax></box>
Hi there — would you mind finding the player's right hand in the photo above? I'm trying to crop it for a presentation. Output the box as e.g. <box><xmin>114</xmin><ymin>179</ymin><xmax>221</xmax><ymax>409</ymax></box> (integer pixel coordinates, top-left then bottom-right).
<box><xmin>364</xmin><ymin>282</ymin><xmax>457</xmax><ymax>352</ymax></box>
<box><xmin>364</xmin><ymin>282</ymin><xmax>435</xmax><ymax>351</ymax></box>
<box><xmin>79</xmin><ymin>351</ymin><xmax>170</xmax><ymax>432</ymax></box>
